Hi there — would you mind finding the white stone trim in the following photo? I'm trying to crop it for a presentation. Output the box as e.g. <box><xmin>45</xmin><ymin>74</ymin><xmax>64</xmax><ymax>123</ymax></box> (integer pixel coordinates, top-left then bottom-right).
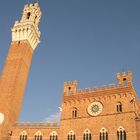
<box><xmin>11</xmin><ymin>23</ymin><xmax>40</xmax><ymax>50</ymax></box>
<box><xmin>11</xmin><ymin>2</ymin><xmax>41</xmax><ymax>50</ymax></box>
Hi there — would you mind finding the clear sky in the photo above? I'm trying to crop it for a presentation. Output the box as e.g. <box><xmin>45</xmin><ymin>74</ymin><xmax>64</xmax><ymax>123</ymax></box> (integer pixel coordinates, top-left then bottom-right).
<box><xmin>0</xmin><ymin>0</ymin><xmax>140</xmax><ymax>123</ymax></box>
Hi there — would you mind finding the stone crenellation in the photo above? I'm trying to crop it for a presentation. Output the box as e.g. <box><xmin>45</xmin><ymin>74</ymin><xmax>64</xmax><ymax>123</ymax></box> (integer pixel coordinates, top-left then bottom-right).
<box><xmin>63</xmin><ymin>72</ymin><xmax>133</xmax><ymax>97</ymax></box>
<box><xmin>11</xmin><ymin>3</ymin><xmax>42</xmax><ymax>50</ymax></box>
<box><xmin>14</xmin><ymin>122</ymin><xmax>59</xmax><ymax>128</ymax></box>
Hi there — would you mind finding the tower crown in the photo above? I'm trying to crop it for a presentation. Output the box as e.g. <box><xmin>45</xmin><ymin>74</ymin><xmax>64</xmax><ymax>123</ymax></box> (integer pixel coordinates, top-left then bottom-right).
<box><xmin>21</xmin><ymin>3</ymin><xmax>41</xmax><ymax>29</ymax></box>
<box><xmin>116</xmin><ymin>71</ymin><xmax>133</xmax><ymax>86</ymax></box>
<box><xmin>11</xmin><ymin>2</ymin><xmax>42</xmax><ymax>50</ymax></box>
<box><xmin>64</xmin><ymin>80</ymin><xmax>78</xmax><ymax>95</ymax></box>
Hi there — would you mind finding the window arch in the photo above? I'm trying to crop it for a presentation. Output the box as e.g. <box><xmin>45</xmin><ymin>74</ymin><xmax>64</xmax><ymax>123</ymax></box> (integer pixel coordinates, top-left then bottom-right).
<box><xmin>117</xmin><ymin>102</ymin><xmax>122</xmax><ymax>112</ymax></box>
<box><xmin>26</xmin><ymin>12</ymin><xmax>31</xmax><ymax>19</ymax></box>
<box><xmin>50</xmin><ymin>131</ymin><xmax>58</xmax><ymax>140</ymax></box>
<box><xmin>117</xmin><ymin>126</ymin><xmax>126</xmax><ymax>140</ymax></box>
<box><xmin>68</xmin><ymin>130</ymin><xmax>75</xmax><ymax>140</ymax></box>
<box><xmin>35</xmin><ymin>131</ymin><xmax>42</xmax><ymax>140</ymax></box>
<box><xmin>20</xmin><ymin>131</ymin><xmax>27</xmax><ymax>140</ymax></box>
<box><xmin>72</xmin><ymin>108</ymin><xmax>77</xmax><ymax>118</ymax></box>
<box><xmin>100</xmin><ymin>128</ymin><xmax>108</xmax><ymax>140</ymax></box>
<box><xmin>122</xmin><ymin>78</ymin><xmax>127</xmax><ymax>86</ymax></box>
<box><xmin>83</xmin><ymin>129</ymin><xmax>91</xmax><ymax>140</ymax></box>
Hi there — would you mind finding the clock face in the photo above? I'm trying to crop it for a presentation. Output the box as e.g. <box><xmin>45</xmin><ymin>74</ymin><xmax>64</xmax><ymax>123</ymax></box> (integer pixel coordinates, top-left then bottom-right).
<box><xmin>0</xmin><ymin>113</ymin><xmax>4</xmax><ymax>124</ymax></box>
<box><xmin>87</xmin><ymin>102</ymin><xmax>103</xmax><ymax>116</ymax></box>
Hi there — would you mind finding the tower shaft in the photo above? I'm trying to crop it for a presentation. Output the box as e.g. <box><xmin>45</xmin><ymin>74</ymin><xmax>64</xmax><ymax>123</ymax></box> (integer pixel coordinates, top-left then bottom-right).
<box><xmin>0</xmin><ymin>3</ymin><xmax>42</xmax><ymax>139</ymax></box>
<box><xmin>0</xmin><ymin>41</ymin><xmax>33</xmax><ymax>138</ymax></box>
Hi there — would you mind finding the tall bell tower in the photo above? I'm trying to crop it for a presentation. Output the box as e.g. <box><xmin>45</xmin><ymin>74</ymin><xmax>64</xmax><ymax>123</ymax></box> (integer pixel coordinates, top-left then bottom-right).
<box><xmin>0</xmin><ymin>2</ymin><xmax>42</xmax><ymax>139</ymax></box>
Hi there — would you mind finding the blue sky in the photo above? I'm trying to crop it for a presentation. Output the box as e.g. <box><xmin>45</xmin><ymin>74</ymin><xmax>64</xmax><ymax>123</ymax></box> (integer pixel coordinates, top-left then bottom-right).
<box><xmin>0</xmin><ymin>0</ymin><xmax>140</xmax><ymax>123</ymax></box>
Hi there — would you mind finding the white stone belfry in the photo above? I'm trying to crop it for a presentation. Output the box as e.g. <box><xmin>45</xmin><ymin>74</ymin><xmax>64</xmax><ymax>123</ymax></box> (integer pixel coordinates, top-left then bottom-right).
<box><xmin>11</xmin><ymin>2</ymin><xmax>42</xmax><ymax>50</ymax></box>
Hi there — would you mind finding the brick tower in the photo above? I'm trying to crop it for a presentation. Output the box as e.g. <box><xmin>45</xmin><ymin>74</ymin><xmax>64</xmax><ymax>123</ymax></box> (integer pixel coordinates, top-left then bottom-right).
<box><xmin>0</xmin><ymin>2</ymin><xmax>42</xmax><ymax>139</ymax></box>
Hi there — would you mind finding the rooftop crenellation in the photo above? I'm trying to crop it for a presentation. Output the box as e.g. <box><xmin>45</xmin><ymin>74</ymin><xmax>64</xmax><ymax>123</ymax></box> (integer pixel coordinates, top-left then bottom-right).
<box><xmin>63</xmin><ymin>71</ymin><xmax>133</xmax><ymax>97</ymax></box>
<box><xmin>15</xmin><ymin>122</ymin><xmax>59</xmax><ymax>128</ymax></box>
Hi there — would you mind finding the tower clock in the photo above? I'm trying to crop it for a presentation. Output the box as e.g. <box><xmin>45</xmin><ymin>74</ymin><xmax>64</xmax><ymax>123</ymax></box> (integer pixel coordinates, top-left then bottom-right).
<box><xmin>87</xmin><ymin>102</ymin><xmax>103</xmax><ymax>116</ymax></box>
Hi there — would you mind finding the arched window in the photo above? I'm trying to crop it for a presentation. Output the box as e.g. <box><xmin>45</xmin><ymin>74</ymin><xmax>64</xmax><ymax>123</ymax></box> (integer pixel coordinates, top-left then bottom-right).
<box><xmin>68</xmin><ymin>130</ymin><xmax>75</xmax><ymax>140</ymax></box>
<box><xmin>72</xmin><ymin>108</ymin><xmax>77</xmax><ymax>118</ymax></box>
<box><xmin>122</xmin><ymin>78</ymin><xmax>127</xmax><ymax>86</ymax></box>
<box><xmin>27</xmin><ymin>12</ymin><xmax>31</xmax><ymax>19</ymax></box>
<box><xmin>117</xmin><ymin>126</ymin><xmax>126</xmax><ymax>140</ymax></box>
<box><xmin>83</xmin><ymin>129</ymin><xmax>91</xmax><ymax>140</ymax></box>
<box><xmin>35</xmin><ymin>131</ymin><xmax>42</xmax><ymax>140</ymax></box>
<box><xmin>68</xmin><ymin>86</ymin><xmax>72</xmax><ymax>94</ymax></box>
<box><xmin>100</xmin><ymin>128</ymin><xmax>108</xmax><ymax>140</ymax></box>
<box><xmin>50</xmin><ymin>131</ymin><xmax>58</xmax><ymax>140</ymax></box>
<box><xmin>20</xmin><ymin>131</ymin><xmax>27</xmax><ymax>140</ymax></box>
<box><xmin>117</xmin><ymin>102</ymin><xmax>122</xmax><ymax>112</ymax></box>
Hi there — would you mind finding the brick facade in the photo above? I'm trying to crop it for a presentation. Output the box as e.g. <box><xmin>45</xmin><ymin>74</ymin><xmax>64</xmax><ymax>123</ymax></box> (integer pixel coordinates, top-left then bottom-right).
<box><xmin>11</xmin><ymin>74</ymin><xmax>140</xmax><ymax>140</ymax></box>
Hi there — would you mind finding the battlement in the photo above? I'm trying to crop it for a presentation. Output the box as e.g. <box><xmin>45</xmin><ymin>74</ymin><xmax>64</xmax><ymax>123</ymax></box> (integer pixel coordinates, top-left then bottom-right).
<box><xmin>117</xmin><ymin>71</ymin><xmax>133</xmax><ymax>85</ymax></box>
<box><xmin>14</xmin><ymin>122</ymin><xmax>59</xmax><ymax>128</ymax></box>
<box><xmin>63</xmin><ymin>83</ymin><xmax>129</xmax><ymax>95</ymax></box>
<box><xmin>11</xmin><ymin>2</ymin><xmax>42</xmax><ymax>50</ymax></box>
<box><xmin>63</xmin><ymin>72</ymin><xmax>133</xmax><ymax>98</ymax></box>
<box><xmin>64</xmin><ymin>80</ymin><xmax>78</xmax><ymax>95</ymax></box>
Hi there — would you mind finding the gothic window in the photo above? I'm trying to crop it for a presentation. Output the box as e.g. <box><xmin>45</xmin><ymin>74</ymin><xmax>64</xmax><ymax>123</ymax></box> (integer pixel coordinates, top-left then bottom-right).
<box><xmin>68</xmin><ymin>86</ymin><xmax>72</xmax><ymax>94</ymax></box>
<box><xmin>72</xmin><ymin>108</ymin><xmax>77</xmax><ymax>118</ymax></box>
<box><xmin>50</xmin><ymin>131</ymin><xmax>58</xmax><ymax>140</ymax></box>
<box><xmin>117</xmin><ymin>102</ymin><xmax>122</xmax><ymax>112</ymax></box>
<box><xmin>100</xmin><ymin>128</ymin><xmax>108</xmax><ymax>140</ymax></box>
<box><xmin>27</xmin><ymin>12</ymin><xmax>31</xmax><ymax>19</ymax></box>
<box><xmin>67</xmin><ymin>130</ymin><xmax>76</xmax><ymax>140</ymax></box>
<box><xmin>83</xmin><ymin>129</ymin><xmax>92</xmax><ymax>140</ymax></box>
<box><xmin>122</xmin><ymin>78</ymin><xmax>127</xmax><ymax>86</ymax></box>
<box><xmin>117</xmin><ymin>126</ymin><xmax>126</xmax><ymax>140</ymax></box>
<box><xmin>20</xmin><ymin>131</ymin><xmax>27</xmax><ymax>140</ymax></box>
<box><xmin>35</xmin><ymin>131</ymin><xmax>42</xmax><ymax>140</ymax></box>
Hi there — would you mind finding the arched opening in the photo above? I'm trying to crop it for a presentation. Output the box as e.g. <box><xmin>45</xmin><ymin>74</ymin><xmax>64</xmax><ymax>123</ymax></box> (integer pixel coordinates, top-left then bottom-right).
<box><xmin>50</xmin><ymin>131</ymin><xmax>58</xmax><ymax>140</ymax></box>
<box><xmin>35</xmin><ymin>131</ymin><xmax>42</xmax><ymax>140</ymax></box>
<box><xmin>123</xmin><ymin>78</ymin><xmax>127</xmax><ymax>86</ymax></box>
<box><xmin>100</xmin><ymin>128</ymin><xmax>108</xmax><ymax>140</ymax></box>
<box><xmin>117</xmin><ymin>102</ymin><xmax>122</xmax><ymax>112</ymax></box>
<box><xmin>72</xmin><ymin>107</ymin><xmax>77</xmax><ymax>118</ymax></box>
<box><xmin>83</xmin><ymin>129</ymin><xmax>91</xmax><ymax>140</ymax></box>
<box><xmin>27</xmin><ymin>12</ymin><xmax>31</xmax><ymax>19</ymax></box>
<box><xmin>20</xmin><ymin>131</ymin><xmax>27</xmax><ymax>140</ymax></box>
<box><xmin>117</xmin><ymin>126</ymin><xmax>126</xmax><ymax>140</ymax></box>
<box><xmin>67</xmin><ymin>130</ymin><xmax>75</xmax><ymax>140</ymax></box>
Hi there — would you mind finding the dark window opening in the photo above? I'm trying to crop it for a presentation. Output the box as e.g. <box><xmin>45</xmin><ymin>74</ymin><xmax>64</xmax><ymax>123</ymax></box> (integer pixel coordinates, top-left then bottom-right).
<box><xmin>68</xmin><ymin>87</ymin><xmax>71</xmax><ymax>94</ymax></box>
<box><xmin>83</xmin><ymin>131</ymin><xmax>91</xmax><ymax>140</ymax></box>
<box><xmin>50</xmin><ymin>135</ymin><xmax>58</xmax><ymax>140</ymax></box>
<box><xmin>117</xmin><ymin>102</ymin><xmax>122</xmax><ymax>113</ymax></box>
<box><xmin>35</xmin><ymin>135</ymin><xmax>42</xmax><ymax>140</ymax></box>
<box><xmin>72</xmin><ymin>108</ymin><xmax>77</xmax><ymax>118</ymax></box>
<box><xmin>100</xmin><ymin>132</ymin><xmax>108</xmax><ymax>140</ymax></box>
<box><xmin>123</xmin><ymin>78</ymin><xmax>127</xmax><ymax>86</ymax></box>
<box><xmin>20</xmin><ymin>135</ymin><xmax>27</xmax><ymax>140</ymax></box>
<box><xmin>117</xmin><ymin>130</ymin><xmax>126</xmax><ymax>140</ymax></box>
<box><xmin>27</xmin><ymin>12</ymin><xmax>31</xmax><ymax>19</ymax></box>
<box><xmin>68</xmin><ymin>134</ymin><xmax>75</xmax><ymax>140</ymax></box>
